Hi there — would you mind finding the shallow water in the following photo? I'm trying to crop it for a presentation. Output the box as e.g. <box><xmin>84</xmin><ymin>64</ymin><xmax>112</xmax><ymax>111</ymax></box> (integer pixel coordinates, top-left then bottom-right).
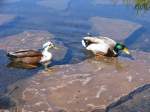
<box><xmin>0</xmin><ymin>0</ymin><xmax>150</xmax><ymax>53</ymax></box>
<box><xmin>0</xmin><ymin>0</ymin><xmax>150</xmax><ymax>110</ymax></box>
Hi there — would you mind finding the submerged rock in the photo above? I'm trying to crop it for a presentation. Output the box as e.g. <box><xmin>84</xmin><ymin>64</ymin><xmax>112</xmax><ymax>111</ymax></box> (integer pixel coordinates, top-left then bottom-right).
<box><xmin>21</xmin><ymin>51</ymin><xmax>150</xmax><ymax>112</ymax></box>
<box><xmin>0</xmin><ymin>30</ymin><xmax>67</xmax><ymax>61</ymax></box>
<box><xmin>106</xmin><ymin>84</ymin><xmax>150</xmax><ymax>112</ymax></box>
<box><xmin>0</xmin><ymin>14</ymin><xmax>16</xmax><ymax>26</ymax></box>
<box><xmin>0</xmin><ymin>30</ymin><xmax>54</xmax><ymax>51</ymax></box>
<box><xmin>90</xmin><ymin>17</ymin><xmax>142</xmax><ymax>41</ymax></box>
<box><xmin>37</xmin><ymin>0</ymin><xmax>71</xmax><ymax>11</ymax></box>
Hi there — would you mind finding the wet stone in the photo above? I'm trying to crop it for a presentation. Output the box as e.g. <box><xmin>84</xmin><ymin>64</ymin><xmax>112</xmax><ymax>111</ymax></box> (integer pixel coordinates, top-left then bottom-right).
<box><xmin>90</xmin><ymin>17</ymin><xmax>142</xmax><ymax>41</ymax></box>
<box><xmin>0</xmin><ymin>30</ymin><xmax>54</xmax><ymax>51</ymax></box>
<box><xmin>0</xmin><ymin>14</ymin><xmax>16</xmax><ymax>26</ymax></box>
<box><xmin>21</xmin><ymin>51</ymin><xmax>150</xmax><ymax>112</ymax></box>
<box><xmin>37</xmin><ymin>0</ymin><xmax>71</xmax><ymax>11</ymax></box>
<box><xmin>106</xmin><ymin>84</ymin><xmax>150</xmax><ymax>112</ymax></box>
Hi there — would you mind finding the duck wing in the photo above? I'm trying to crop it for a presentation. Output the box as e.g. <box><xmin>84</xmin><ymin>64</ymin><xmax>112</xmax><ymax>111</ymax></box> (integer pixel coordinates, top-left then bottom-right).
<box><xmin>98</xmin><ymin>36</ymin><xmax>116</xmax><ymax>48</ymax></box>
<box><xmin>83</xmin><ymin>36</ymin><xmax>116</xmax><ymax>48</ymax></box>
<box><xmin>7</xmin><ymin>50</ymin><xmax>43</xmax><ymax>58</ymax></box>
<box><xmin>83</xmin><ymin>36</ymin><xmax>117</xmax><ymax>55</ymax></box>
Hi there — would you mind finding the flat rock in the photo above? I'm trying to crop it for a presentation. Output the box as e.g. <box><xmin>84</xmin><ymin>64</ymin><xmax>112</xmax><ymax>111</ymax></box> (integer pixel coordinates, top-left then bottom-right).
<box><xmin>21</xmin><ymin>51</ymin><xmax>150</xmax><ymax>112</ymax></box>
<box><xmin>0</xmin><ymin>30</ymin><xmax>54</xmax><ymax>51</ymax></box>
<box><xmin>37</xmin><ymin>0</ymin><xmax>71</xmax><ymax>11</ymax></box>
<box><xmin>90</xmin><ymin>17</ymin><xmax>142</xmax><ymax>41</ymax></box>
<box><xmin>0</xmin><ymin>30</ymin><xmax>67</xmax><ymax>61</ymax></box>
<box><xmin>106</xmin><ymin>84</ymin><xmax>150</xmax><ymax>112</ymax></box>
<box><xmin>0</xmin><ymin>14</ymin><xmax>16</xmax><ymax>26</ymax></box>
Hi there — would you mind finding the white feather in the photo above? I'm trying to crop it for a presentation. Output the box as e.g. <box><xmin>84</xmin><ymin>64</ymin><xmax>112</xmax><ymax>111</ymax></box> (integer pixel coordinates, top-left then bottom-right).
<box><xmin>40</xmin><ymin>42</ymin><xmax>53</xmax><ymax>63</ymax></box>
<box><xmin>82</xmin><ymin>40</ymin><xmax>86</xmax><ymax>47</ymax></box>
<box><xmin>86</xmin><ymin>43</ymin><xmax>109</xmax><ymax>54</ymax></box>
<box><xmin>40</xmin><ymin>51</ymin><xmax>52</xmax><ymax>63</ymax></box>
<box><xmin>82</xmin><ymin>36</ymin><xmax>116</xmax><ymax>54</ymax></box>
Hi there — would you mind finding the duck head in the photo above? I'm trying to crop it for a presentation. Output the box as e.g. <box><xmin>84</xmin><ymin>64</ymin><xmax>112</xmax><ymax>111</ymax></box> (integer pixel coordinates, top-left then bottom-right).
<box><xmin>114</xmin><ymin>43</ymin><xmax>131</xmax><ymax>55</ymax></box>
<box><xmin>43</xmin><ymin>41</ymin><xmax>57</xmax><ymax>49</ymax></box>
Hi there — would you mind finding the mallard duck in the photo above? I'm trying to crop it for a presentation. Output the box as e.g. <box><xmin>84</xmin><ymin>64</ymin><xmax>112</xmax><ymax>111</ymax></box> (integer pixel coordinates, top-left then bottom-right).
<box><xmin>82</xmin><ymin>35</ymin><xmax>130</xmax><ymax>57</ymax></box>
<box><xmin>7</xmin><ymin>41</ymin><xmax>56</xmax><ymax>69</ymax></box>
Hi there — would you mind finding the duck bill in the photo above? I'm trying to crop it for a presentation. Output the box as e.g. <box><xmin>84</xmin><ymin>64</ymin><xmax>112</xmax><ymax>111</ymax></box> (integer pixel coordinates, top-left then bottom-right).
<box><xmin>123</xmin><ymin>48</ymin><xmax>130</xmax><ymax>55</ymax></box>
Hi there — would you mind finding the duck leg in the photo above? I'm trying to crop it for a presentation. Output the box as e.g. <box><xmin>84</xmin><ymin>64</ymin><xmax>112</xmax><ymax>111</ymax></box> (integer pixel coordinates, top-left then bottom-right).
<box><xmin>43</xmin><ymin>61</ymin><xmax>54</xmax><ymax>72</ymax></box>
<box><xmin>44</xmin><ymin>62</ymin><xmax>49</xmax><ymax>70</ymax></box>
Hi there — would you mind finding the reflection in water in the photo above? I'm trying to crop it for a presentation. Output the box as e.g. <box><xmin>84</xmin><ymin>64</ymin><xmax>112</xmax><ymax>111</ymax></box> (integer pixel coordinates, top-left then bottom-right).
<box><xmin>7</xmin><ymin>62</ymin><xmax>40</xmax><ymax>69</ymax></box>
<box><xmin>134</xmin><ymin>0</ymin><xmax>150</xmax><ymax>11</ymax></box>
<box><xmin>93</xmin><ymin>55</ymin><xmax>125</xmax><ymax>71</ymax></box>
<box><xmin>124</xmin><ymin>0</ymin><xmax>150</xmax><ymax>12</ymax></box>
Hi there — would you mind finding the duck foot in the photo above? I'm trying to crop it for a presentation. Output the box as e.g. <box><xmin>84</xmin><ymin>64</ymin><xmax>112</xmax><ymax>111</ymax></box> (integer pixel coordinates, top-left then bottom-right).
<box><xmin>45</xmin><ymin>68</ymin><xmax>53</xmax><ymax>72</ymax></box>
<box><xmin>43</xmin><ymin>67</ymin><xmax>57</xmax><ymax>74</ymax></box>
<box><xmin>94</xmin><ymin>54</ymin><xmax>105</xmax><ymax>60</ymax></box>
<box><xmin>42</xmin><ymin>68</ymin><xmax>56</xmax><ymax>76</ymax></box>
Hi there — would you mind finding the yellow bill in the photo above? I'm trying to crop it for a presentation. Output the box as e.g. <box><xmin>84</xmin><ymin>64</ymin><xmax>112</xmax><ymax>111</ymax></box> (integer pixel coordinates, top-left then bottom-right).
<box><xmin>123</xmin><ymin>47</ymin><xmax>130</xmax><ymax>55</ymax></box>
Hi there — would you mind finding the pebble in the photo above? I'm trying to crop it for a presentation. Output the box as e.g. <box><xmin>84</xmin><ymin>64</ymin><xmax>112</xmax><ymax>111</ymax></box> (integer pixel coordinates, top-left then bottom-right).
<box><xmin>126</xmin><ymin>76</ymin><xmax>132</xmax><ymax>82</ymax></box>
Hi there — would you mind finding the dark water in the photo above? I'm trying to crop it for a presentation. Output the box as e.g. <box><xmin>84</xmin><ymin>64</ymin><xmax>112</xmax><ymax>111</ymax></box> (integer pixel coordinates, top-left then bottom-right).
<box><xmin>0</xmin><ymin>0</ymin><xmax>150</xmax><ymax>108</ymax></box>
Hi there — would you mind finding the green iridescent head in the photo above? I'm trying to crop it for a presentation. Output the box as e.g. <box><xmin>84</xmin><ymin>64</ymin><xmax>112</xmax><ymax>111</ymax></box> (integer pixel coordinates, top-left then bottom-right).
<box><xmin>114</xmin><ymin>43</ymin><xmax>130</xmax><ymax>55</ymax></box>
<box><xmin>115</xmin><ymin>43</ymin><xmax>125</xmax><ymax>50</ymax></box>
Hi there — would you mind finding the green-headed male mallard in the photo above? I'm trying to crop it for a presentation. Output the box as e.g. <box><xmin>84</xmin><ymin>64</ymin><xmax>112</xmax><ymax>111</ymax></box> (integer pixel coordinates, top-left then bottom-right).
<box><xmin>82</xmin><ymin>35</ymin><xmax>130</xmax><ymax>57</ymax></box>
<box><xmin>7</xmin><ymin>41</ymin><xmax>57</xmax><ymax>69</ymax></box>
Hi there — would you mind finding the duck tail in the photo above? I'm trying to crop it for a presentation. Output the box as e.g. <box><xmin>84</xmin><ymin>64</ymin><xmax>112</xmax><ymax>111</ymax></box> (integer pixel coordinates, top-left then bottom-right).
<box><xmin>7</xmin><ymin>52</ymin><xmax>17</xmax><ymax>58</ymax></box>
<box><xmin>82</xmin><ymin>40</ymin><xmax>86</xmax><ymax>47</ymax></box>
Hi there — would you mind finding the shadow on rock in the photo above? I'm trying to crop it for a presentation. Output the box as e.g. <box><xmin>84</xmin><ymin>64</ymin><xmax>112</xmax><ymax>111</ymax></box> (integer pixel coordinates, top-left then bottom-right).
<box><xmin>0</xmin><ymin>49</ymin><xmax>40</xmax><ymax>110</ymax></box>
<box><xmin>0</xmin><ymin>86</ymin><xmax>18</xmax><ymax>109</ymax></box>
<box><xmin>7</xmin><ymin>61</ymin><xmax>41</xmax><ymax>69</ymax></box>
<box><xmin>106</xmin><ymin>84</ymin><xmax>150</xmax><ymax>112</ymax></box>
